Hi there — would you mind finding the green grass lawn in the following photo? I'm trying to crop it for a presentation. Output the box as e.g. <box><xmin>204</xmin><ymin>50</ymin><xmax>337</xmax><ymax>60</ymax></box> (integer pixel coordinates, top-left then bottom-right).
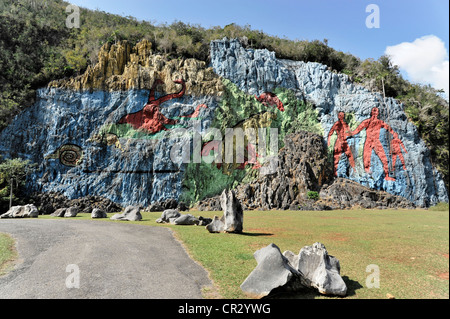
<box><xmin>36</xmin><ymin>207</ymin><xmax>450</xmax><ymax>299</ymax></box>
<box><xmin>0</xmin><ymin>233</ymin><xmax>17</xmax><ymax>276</ymax></box>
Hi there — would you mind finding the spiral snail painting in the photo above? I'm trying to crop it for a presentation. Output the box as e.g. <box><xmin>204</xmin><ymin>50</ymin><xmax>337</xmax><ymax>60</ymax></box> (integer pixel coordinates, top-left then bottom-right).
<box><xmin>45</xmin><ymin>144</ymin><xmax>83</xmax><ymax>167</ymax></box>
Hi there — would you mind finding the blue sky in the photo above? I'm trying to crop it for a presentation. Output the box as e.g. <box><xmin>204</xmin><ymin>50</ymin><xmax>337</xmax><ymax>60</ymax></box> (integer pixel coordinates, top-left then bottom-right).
<box><xmin>68</xmin><ymin>0</ymin><xmax>449</xmax><ymax>94</ymax></box>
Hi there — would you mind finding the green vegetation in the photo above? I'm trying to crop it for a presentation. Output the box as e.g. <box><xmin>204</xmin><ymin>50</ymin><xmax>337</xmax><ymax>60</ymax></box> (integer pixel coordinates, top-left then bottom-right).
<box><xmin>307</xmin><ymin>191</ymin><xmax>320</xmax><ymax>201</ymax></box>
<box><xmin>0</xmin><ymin>232</ymin><xmax>17</xmax><ymax>276</ymax></box>
<box><xmin>37</xmin><ymin>209</ymin><xmax>450</xmax><ymax>299</ymax></box>
<box><xmin>0</xmin><ymin>158</ymin><xmax>36</xmax><ymax>211</ymax></box>
<box><xmin>429</xmin><ymin>202</ymin><xmax>450</xmax><ymax>212</ymax></box>
<box><xmin>0</xmin><ymin>0</ymin><xmax>448</xmax><ymax>189</ymax></box>
<box><xmin>180</xmin><ymin>161</ymin><xmax>249</xmax><ymax>206</ymax></box>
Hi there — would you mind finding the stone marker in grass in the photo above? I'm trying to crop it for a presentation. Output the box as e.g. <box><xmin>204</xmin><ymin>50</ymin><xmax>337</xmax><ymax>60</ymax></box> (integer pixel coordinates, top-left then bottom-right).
<box><xmin>206</xmin><ymin>189</ymin><xmax>243</xmax><ymax>233</ymax></box>
<box><xmin>241</xmin><ymin>242</ymin><xmax>347</xmax><ymax>298</ymax></box>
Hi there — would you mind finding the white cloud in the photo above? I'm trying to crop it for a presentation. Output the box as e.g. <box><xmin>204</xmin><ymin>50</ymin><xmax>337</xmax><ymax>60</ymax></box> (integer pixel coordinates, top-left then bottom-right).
<box><xmin>385</xmin><ymin>35</ymin><xmax>449</xmax><ymax>97</ymax></box>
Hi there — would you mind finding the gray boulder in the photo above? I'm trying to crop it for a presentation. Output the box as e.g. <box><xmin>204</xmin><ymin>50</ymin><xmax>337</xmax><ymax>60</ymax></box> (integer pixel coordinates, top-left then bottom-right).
<box><xmin>91</xmin><ymin>208</ymin><xmax>107</xmax><ymax>218</ymax></box>
<box><xmin>110</xmin><ymin>205</ymin><xmax>142</xmax><ymax>221</ymax></box>
<box><xmin>170</xmin><ymin>214</ymin><xmax>199</xmax><ymax>225</ymax></box>
<box><xmin>64</xmin><ymin>207</ymin><xmax>78</xmax><ymax>217</ymax></box>
<box><xmin>241</xmin><ymin>242</ymin><xmax>347</xmax><ymax>298</ymax></box>
<box><xmin>221</xmin><ymin>189</ymin><xmax>243</xmax><ymax>233</ymax></box>
<box><xmin>159</xmin><ymin>209</ymin><xmax>181</xmax><ymax>223</ymax></box>
<box><xmin>295</xmin><ymin>242</ymin><xmax>347</xmax><ymax>296</ymax></box>
<box><xmin>206</xmin><ymin>189</ymin><xmax>243</xmax><ymax>233</ymax></box>
<box><xmin>240</xmin><ymin>243</ymin><xmax>301</xmax><ymax>298</ymax></box>
<box><xmin>205</xmin><ymin>216</ymin><xmax>225</xmax><ymax>233</ymax></box>
<box><xmin>51</xmin><ymin>208</ymin><xmax>66</xmax><ymax>217</ymax></box>
<box><xmin>0</xmin><ymin>204</ymin><xmax>39</xmax><ymax>218</ymax></box>
<box><xmin>198</xmin><ymin>216</ymin><xmax>213</xmax><ymax>226</ymax></box>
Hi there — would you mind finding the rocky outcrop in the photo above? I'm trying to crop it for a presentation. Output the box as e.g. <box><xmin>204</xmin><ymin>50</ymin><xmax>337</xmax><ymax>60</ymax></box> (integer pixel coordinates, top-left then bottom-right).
<box><xmin>0</xmin><ymin>204</ymin><xmax>39</xmax><ymax>218</ymax></box>
<box><xmin>234</xmin><ymin>131</ymin><xmax>331</xmax><ymax>210</ymax></box>
<box><xmin>240</xmin><ymin>242</ymin><xmax>347</xmax><ymax>298</ymax></box>
<box><xmin>29</xmin><ymin>192</ymin><xmax>122</xmax><ymax>215</ymax></box>
<box><xmin>49</xmin><ymin>40</ymin><xmax>224</xmax><ymax>96</ymax></box>
<box><xmin>197</xmin><ymin>130</ymin><xmax>332</xmax><ymax>211</ymax></box>
<box><xmin>318</xmin><ymin>178</ymin><xmax>415</xmax><ymax>210</ymax></box>
<box><xmin>146</xmin><ymin>199</ymin><xmax>188</xmax><ymax>212</ymax></box>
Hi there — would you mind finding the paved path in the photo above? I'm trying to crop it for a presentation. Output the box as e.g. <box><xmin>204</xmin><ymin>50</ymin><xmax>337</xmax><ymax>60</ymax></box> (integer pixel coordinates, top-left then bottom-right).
<box><xmin>0</xmin><ymin>219</ymin><xmax>212</xmax><ymax>299</ymax></box>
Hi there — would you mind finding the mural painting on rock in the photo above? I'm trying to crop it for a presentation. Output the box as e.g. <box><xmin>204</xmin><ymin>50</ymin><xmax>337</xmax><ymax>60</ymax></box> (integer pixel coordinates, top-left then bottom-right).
<box><xmin>209</xmin><ymin>38</ymin><xmax>448</xmax><ymax>207</ymax></box>
<box><xmin>45</xmin><ymin>144</ymin><xmax>84</xmax><ymax>167</ymax></box>
<box><xmin>327</xmin><ymin>107</ymin><xmax>408</xmax><ymax>182</ymax></box>
<box><xmin>107</xmin><ymin>78</ymin><xmax>210</xmax><ymax>140</ymax></box>
<box><xmin>327</xmin><ymin>111</ymin><xmax>355</xmax><ymax>177</ymax></box>
<box><xmin>350</xmin><ymin>107</ymin><xmax>406</xmax><ymax>181</ymax></box>
<box><xmin>0</xmin><ymin>38</ymin><xmax>447</xmax><ymax>209</ymax></box>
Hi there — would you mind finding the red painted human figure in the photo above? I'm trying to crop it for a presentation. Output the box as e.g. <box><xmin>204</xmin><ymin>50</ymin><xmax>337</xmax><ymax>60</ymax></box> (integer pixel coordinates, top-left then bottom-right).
<box><xmin>351</xmin><ymin>107</ymin><xmax>398</xmax><ymax>181</ymax></box>
<box><xmin>327</xmin><ymin>111</ymin><xmax>355</xmax><ymax>177</ymax></box>
<box><xmin>391</xmin><ymin>132</ymin><xmax>407</xmax><ymax>171</ymax></box>
<box><xmin>118</xmin><ymin>79</ymin><xmax>185</xmax><ymax>134</ymax></box>
<box><xmin>255</xmin><ymin>92</ymin><xmax>285</xmax><ymax>112</ymax></box>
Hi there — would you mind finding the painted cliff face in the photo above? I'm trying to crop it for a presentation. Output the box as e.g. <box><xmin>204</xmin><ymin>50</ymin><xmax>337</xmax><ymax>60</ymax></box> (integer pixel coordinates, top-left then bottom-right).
<box><xmin>0</xmin><ymin>39</ymin><xmax>447</xmax><ymax>208</ymax></box>
<box><xmin>327</xmin><ymin>108</ymin><xmax>408</xmax><ymax>182</ymax></box>
<box><xmin>209</xmin><ymin>39</ymin><xmax>448</xmax><ymax>207</ymax></box>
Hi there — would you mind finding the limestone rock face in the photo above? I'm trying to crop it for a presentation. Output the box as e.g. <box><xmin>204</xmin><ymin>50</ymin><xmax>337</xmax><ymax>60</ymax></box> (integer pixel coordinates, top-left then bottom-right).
<box><xmin>210</xmin><ymin>38</ymin><xmax>448</xmax><ymax>207</ymax></box>
<box><xmin>318</xmin><ymin>178</ymin><xmax>416</xmax><ymax>209</ymax></box>
<box><xmin>49</xmin><ymin>40</ymin><xmax>224</xmax><ymax>96</ymax></box>
<box><xmin>0</xmin><ymin>38</ymin><xmax>446</xmax><ymax>209</ymax></box>
<box><xmin>234</xmin><ymin>131</ymin><xmax>331</xmax><ymax>210</ymax></box>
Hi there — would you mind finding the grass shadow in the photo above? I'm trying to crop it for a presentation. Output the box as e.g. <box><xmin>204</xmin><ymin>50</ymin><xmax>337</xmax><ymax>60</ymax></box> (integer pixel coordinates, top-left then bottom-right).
<box><xmin>342</xmin><ymin>276</ymin><xmax>363</xmax><ymax>297</ymax></box>
<box><xmin>261</xmin><ymin>276</ymin><xmax>363</xmax><ymax>299</ymax></box>
<box><xmin>239</xmin><ymin>231</ymin><xmax>274</xmax><ymax>237</ymax></box>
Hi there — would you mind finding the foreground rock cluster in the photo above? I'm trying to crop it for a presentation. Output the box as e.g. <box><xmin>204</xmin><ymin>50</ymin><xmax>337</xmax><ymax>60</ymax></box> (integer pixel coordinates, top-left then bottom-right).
<box><xmin>156</xmin><ymin>189</ymin><xmax>244</xmax><ymax>233</ymax></box>
<box><xmin>29</xmin><ymin>192</ymin><xmax>123</xmax><ymax>215</ymax></box>
<box><xmin>240</xmin><ymin>242</ymin><xmax>347</xmax><ymax>298</ymax></box>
